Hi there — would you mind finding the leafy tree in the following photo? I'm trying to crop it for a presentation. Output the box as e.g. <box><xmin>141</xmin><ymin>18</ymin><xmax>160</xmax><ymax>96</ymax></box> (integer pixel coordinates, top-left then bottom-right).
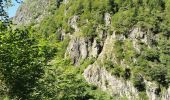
<box><xmin>147</xmin><ymin>64</ymin><xmax>169</xmax><ymax>87</ymax></box>
<box><xmin>0</xmin><ymin>27</ymin><xmax>46</xmax><ymax>99</ymax></box>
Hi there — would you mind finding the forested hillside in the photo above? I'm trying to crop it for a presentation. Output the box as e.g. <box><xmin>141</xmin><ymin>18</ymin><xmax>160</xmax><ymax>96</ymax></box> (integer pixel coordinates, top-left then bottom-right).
<box><xmin>0</xmin><ymin>0</ymin><xmax>170</xmax><ymax>100</ymax></box>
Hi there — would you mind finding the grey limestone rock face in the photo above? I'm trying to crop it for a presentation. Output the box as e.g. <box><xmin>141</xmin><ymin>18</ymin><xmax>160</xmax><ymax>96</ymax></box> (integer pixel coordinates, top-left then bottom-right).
<box><xmin>68</xmin><ymin>15</ymin><xmax>80</xmax><ymax>32</ymax></box>
<box><xmin>65</xmin><ymin>37</ymin><xmax>102</xmax><ymax>65</ymax></box>
<box><xmin>63</xmin><ymin>0</ymin><xmax>69</xmax><ymax>4</ymax></box>
<box><xmin>162</xmin><ymin>88</ymin><xmax>170</xmax><ymax>100</ymax></box>
<box><xmin>104</xmin><ymin>13</ymin><xmax>111</xmax><ymax>27</ymax></box>
<box><xmin>83</xmin><ymin>32</ymin><xmax>170</xmax><ymax>100</ymax></box>
<box><xmin>13</xmin><ymin>0</ymin><xmax>50</xmax><ymax>26</ymax></box>
<box><xmin>65</xmin><ymin>37</ymin><xmax>89</xmax><ymax>65</ymax></box>
<box><xmin>84</xmin><ymin>63</ymin><xmax>170</xmax><ymax>100</ymax></box>
<box><xmin>84</xmin><ymin>63</ymin><xmax>139</xmax><ymax>100</ymax></box>
<box><xmin>90</xmin><ymin>39</ymin><xmax>100</xmax><ymax>58</ymax></box>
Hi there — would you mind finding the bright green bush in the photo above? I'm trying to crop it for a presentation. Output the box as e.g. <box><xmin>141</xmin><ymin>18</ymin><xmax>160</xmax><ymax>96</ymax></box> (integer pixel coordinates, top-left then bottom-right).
<box><xmin>114</xmin><ymin>40</ymin><xmax>124</xmax><ymax>61</ymax></box>
<box><xmin>132</xmin><ymin>73</ymin><xmax>146</xmax><ymax>92</ymax></box>
<box><xmin>111</xmin><ymin>66</ymin><xmax>124</xmax><ymax>78</ymax></box>
<box><xmin>0</xmin><ymin>28</ymin><xmax>46</xmax><ymax>99</ymax></box>
<box><xmin>147</xmin><ymin>64</ymin><xmax>169</xmax><ymax>87</ymax></box>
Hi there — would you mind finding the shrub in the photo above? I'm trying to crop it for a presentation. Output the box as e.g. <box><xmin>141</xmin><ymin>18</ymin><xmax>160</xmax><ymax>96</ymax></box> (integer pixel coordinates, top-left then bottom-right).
<box><xmin>114</xmin><ymin>40</ymin><xmax>124</xmax><ymax>61</ymax></box>
<box><xmin>147</xmin><ymin>64</ymin><xmax>169</xmax><ymax>87</ymax></box>
<box><xmin>111</xmin><ymin>66</ymin><xmax>124</xmax><ymax>78</ymax></box>
<box><xmin>144</xmin><ymin>48</ymin><xmax>160</xmax><ymax>62</ymax></box>
<box><xmin>132</xmin><ymin>74</ymin><xmax>146</xmax><ymax>92</ymax></box>
<box><xmin>0</xmin><ymin>28</ymin><xmax>46</xmax><ymax>99</ymax></box>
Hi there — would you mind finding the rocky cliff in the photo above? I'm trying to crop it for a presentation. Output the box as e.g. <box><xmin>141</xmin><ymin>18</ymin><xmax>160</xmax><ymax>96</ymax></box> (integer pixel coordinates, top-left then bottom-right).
<box><xmin>13</xmin><ymin>0</ymin><xmax>51</xmax><ymax>25</ymax></box>
<box><xmin>65</xmin><ymin>11</ymin><xmax>170</xmax><ymax>100</ymax></box>
<box><xmin>13</xmin><ymin>0</ymin><xmax>170</xmax><ymax>99</ymax></box>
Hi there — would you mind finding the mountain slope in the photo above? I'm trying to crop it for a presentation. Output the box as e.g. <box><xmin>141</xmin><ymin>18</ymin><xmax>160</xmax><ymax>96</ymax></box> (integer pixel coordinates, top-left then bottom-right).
<box><xmin>12</xmin><ymin>0</ymin><xmax>170</xmax><ymax>99</ymax></box>
<box><xmin>13</xmin><ymin>0</ymin><xmax>52</xmax><ymax>25</ymax></box>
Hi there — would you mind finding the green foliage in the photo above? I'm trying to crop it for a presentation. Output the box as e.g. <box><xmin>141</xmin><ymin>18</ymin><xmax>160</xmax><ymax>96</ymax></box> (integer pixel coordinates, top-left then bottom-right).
<box><xmin>112</xmin><ymin>8</ymin><xmax>136</xmax><ymax>33</ymax></box>
<box><xmin>81</xmin><ymin>22</ymin><xmax>97</xmax><ymax>37</ymax></box>
<box><xmin>29</xmin><ymin>39</ymin><xmax>112</xmax><ymax>99</ymax></box>
<box><xmin>111</xmin><ymin>65</ymin><xmax>124</xmax><ymax>78</ymax></box>
<box><xmin>161</xmin><ymin>0</ymin><xmax>170</xmax><ymax>36</ymax></box>
<box><xmin>1</xmin><ymin>0</ymin><xmax>170</xmax><ymax>99</ymax></box>
<box><xmin>103</xmin><ymin>59</ymin><xmax>131</xmax><ymax>80</ymax></box>
<box><xmin>36</xmin><ymin>0</ymin><xmax>169</xmax><ymax>38</ymax></box>
<box><xmin>138</xmin><ymin>92</ymin><xmax>149</xmax><ymax>100</ymax></box>
<box><xmin>123</xmin><ymin>40</ymin><xmax>136</xmax><ymax>64</ymax></box>
<box><xmin>38</xmin><ymin>15</ymin><xmax>57</xmax><ymax>38</ymax></box>
<box><xmin>114</xmin><ymin>40</ymin><xmax>124</xmax><ymax>61</ymax></box>
<box><xmin>113</xmin><ymin>39</ymin><xmax>136</xmax><ymax>63</ymax></box>
<box><xmin>144</xmin><ymin>48</ymin><xmax>160</xmax><ymax>62</ymax></box>
<box><xmin>48</xmin><ymin>0</ymin><xmax>170</xmax><ymax>96</ymax></box>
<box><xmin>0</xmin><ymin>73</ymin><xmax>8</xmax><ymax>99</ymax></box>
<box><xmin>0</xmin><ymin>22</ymin><xmax>112</xmax><ymax>99</ymax></box>
<box><xmin>0</xmin><ymin>28</ymin><xmax>47</xmax><ymax>99</ymax></box>
<box><xmin>78</xmin><ymin>58</ymin><xmax>96</xmax><ymax>74</ymax></box>
<box><xmin>147</xmin><ymin>64</ymin><xmax>169</xmax><ymax>87</ymax></box>
<box><xmin>104</xmin><ymin>60</ymin><xmax>114</xmax><ymax>70</ymax></box>
<box><xmin>134</xmin><ymin>37</ymin><xmax>170</xmax><ymax>87</ymax></box>
<box><xmin>35</xmin><ymin>64</ymin><xmax>113</xmax><ymax>100</ymax></box>
<box><xmin>132</xmin><ymin>73</ymin><xmax>146</xmax><ymax>92</ymax></box>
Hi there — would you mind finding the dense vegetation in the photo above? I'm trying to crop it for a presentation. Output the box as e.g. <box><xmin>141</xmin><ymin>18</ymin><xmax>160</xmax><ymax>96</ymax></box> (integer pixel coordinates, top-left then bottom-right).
<box><xmin>38</xmin><ymin>0</ymin><xmax>170</xmax><ymax>97</ymax></box>
<box><xmin>40</xmin><ymin>0</ymin><xmax>170</xmax><ymax>88</ymax></box>
<box><xmin>0</xmin><ymin>0</ymin><xmax>170</xmax><ymax>99</ymax></box>
<box><xmin>0</xmin><ymin>1</ymin><xmax>113</xmax><ymax>99</ymax></box>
